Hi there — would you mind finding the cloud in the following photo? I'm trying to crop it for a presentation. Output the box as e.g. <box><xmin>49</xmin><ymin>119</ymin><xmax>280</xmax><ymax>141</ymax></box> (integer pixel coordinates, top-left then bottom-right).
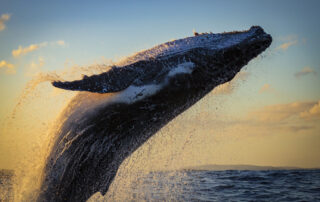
<box><xmin>186</xmin><ymin>100</ymin><xmax>319</xmax><ymax>139</ymax></box>
<box><xmin>182</xmin><ymin>99</ymin><xmax>320</xmax><ymax>143</ymax></box>
<box><xmin>215</xmin><ymin>100</ymin><xmax>319</xmax><ymax>136</ymax></box>
<box><xmin>276</xmin><ymin>40</ymin><xmax>297</xmax><ymax>51</ymax></box>
<box><xmin>12</xmin><ymin>42</ymin><xmax>48</xmax><ymax>57</ymax></box>
<box><xmin>56</xmin><ymin>40</ymin><xmax>65</xmax><ymax>46</ymax></box>
<box><xmin>0</xmin><ymin>13</ymin><xmax>11</xmax><ymax>31</ymax></box>
<box><xmin>294</xmin><ymin>67</ymin><xmax>317</xmax><ymax>78</ymax></box>
<box><xmin>248</xmin><ymin>101</ymin><xmax>317</xmax><ymax>122</ymax></box>
<box><xmin>240</xmin><ymin>100</ymin><xmax>320</xmax><ymax>134</ymax></box>
<box><xmin>0</xmin><ymin>60</ymin><xmax>16</xmax><ymax>74</ymax></box>
<box><xmin>300</xmin><ymin>101</ymin><xmax>320</xmax><ymax>119</ymax></box>
<box><xmin>259</xmin><ymin>83</ymin><xmax>275</xmax><ymax>94</ymax></box>
<box><xmin>276</xmin><ymin>35</ymin><xmax>299</xmax><ymax>51</ymax></box>
<box><xmin>0</xmin><ymin>60</ymin><xmax>14</xmax><ymax>69</ymax></box>
<box><xmin>12</xmin><ymin>40</ymin><xmax>65</xmax><ymax>57</ymax></box>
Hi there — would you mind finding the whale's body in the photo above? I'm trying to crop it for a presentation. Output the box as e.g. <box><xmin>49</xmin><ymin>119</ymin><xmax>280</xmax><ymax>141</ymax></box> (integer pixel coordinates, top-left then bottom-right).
<box><xmin>38</xmin><ymin>26</ymin><xmax>272</xmax><ymax>201</ymax></box>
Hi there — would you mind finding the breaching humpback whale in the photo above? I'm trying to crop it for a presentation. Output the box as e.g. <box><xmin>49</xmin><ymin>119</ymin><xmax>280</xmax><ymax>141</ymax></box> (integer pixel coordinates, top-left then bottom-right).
<box><xmin>38</xmin><ymin>26</ymin><xmax>272</xmax><ymax>201</ymax></box>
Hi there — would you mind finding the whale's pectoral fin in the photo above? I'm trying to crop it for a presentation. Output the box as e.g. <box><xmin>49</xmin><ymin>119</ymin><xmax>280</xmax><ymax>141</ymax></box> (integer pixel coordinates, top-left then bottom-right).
<box><xmin>52</xmin><ymin>66</ymin><xmax>138</xmax><ymax>93</ymax></box>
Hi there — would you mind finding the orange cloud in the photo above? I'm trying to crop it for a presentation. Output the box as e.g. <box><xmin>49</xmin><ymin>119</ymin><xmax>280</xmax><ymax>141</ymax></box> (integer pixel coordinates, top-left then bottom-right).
<box><xmin>276</xmin><ymin>40</ymin><xmax>297</xmax><ymax>50</ymax></box>
<box><xmin>56</xmin><ymin>40</ymin><xmax>65</xmax><ymax>46</ymax></box>
<box><xmin>248</xmin><ymin>101</ymin><xmax>316</xmax><ymax>122</ymax></box>
<box><xmin>185</xmin><ymin>100</ymin><xmax>319</xmax><ymax>138</ymax></box>
<box><xmin>259</xmin><ymin>83</ymin><xmax>276</xmax><ymax>94</ymax></box>
<box><xmin>300</xmin><ymin>101</ymin><xmax>320</xmax><ymax>119</ymax></box>
<box><xmin>221</xmin><ymin>100</ymin><xmax>319</xmax><ymax>135</ymax></box>
<box><xmin>12</xmin><ymin>42</ymin><xmax>48</xmax><ymax>57</ymax></box>
<box><xmin>0</xmin><ymin>13</ymin><xmax>10</xmax><ymax>31</ymax></box>
<box><xmin>275</xmin><ymin>35</ymin><xmax>300</xmax><ymax>51</ymax></box>
<box><xmin>0</xmin><ymin>60</ymin><xmax>16</xmax><ymax>74</ymax></box>
<box><xmin>12</xmin><ymin>40</ymin><xmax>66</xmax><ymax>57</ymax></box>
<box><xmin>259</xmin><ymin>83</ymin><xmax>270</xmax><ymax>93</ymax></box>
<box><xmin>294</xmin><ymin>66</ymin><xmax>317</xmax><ymax>78</ymax></box>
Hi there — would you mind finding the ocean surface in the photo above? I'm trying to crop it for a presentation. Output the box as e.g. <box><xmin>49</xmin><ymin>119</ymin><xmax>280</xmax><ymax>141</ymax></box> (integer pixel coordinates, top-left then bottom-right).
<box><xmin>96</xmin><ymin>169</ymin><xmax>320</xmax><ymax>202</ymax></box>
<box><xmin>1</xmin><ymin>169</ymin><xmax>320</xmax><ymax>201</ymax></box>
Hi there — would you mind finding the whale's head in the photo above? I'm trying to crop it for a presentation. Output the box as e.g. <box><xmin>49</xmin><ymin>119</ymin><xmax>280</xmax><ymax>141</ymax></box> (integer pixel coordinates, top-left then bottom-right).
<box><xmin>52</xmin><ymin>26</ymin><xmax>271</xmax><ymax>99</ymax></box>
<box><xmin>153</xmin><ymin>26</ymin><xmax>272</xmax><ymax>91</ymax></box>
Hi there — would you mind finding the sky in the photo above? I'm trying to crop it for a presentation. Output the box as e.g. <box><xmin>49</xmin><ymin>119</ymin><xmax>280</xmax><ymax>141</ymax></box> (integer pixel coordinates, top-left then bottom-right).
<box><xmin>0</xmin><ymin>0</ymin><xmax>320</xmax><ymax>170</ymax></box>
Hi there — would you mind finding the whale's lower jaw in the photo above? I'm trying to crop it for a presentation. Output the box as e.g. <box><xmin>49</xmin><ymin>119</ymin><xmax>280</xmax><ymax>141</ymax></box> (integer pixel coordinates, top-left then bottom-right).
<box><xmin>38</xmin><ymin>27</ymin><xmax>272</xmax><ymax>202</ymax></box>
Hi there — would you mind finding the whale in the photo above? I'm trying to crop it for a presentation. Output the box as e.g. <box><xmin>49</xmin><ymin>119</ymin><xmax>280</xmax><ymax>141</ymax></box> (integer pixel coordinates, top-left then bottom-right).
<box><xmin>38</xmin><ymin>26</ymin><xmax>272</xmax><ymax>201</ymax></box>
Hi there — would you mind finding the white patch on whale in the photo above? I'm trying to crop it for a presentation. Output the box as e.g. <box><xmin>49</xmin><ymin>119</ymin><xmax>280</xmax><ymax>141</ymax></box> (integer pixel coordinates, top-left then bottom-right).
<box><xmin>110</xmin><ymin>62</ymin><xmax>195</xmax><ymax>104</ymax></box>
<box><xmin>111</xmin><ymin>84</ymin><xmax>163</xmax><ymax>104</ymax></box>
<box><xmin>168</xmin><ymin>62</ymin><xmax>195</xmax><ymax>77</ymax></box>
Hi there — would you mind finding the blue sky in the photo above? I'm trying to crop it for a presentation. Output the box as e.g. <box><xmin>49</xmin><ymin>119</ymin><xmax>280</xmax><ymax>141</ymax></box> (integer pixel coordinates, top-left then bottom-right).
<box><xmin>0</xmin><ymin>0</ymin><xmax>320</xmax><ymax>169</ymax></box>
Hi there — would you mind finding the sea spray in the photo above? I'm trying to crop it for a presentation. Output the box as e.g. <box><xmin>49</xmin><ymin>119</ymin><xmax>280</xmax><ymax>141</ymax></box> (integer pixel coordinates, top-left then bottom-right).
<box><xmin>1</xmin><ymin>64</ymin><xmax>110</xmax><ymax>201</ymax></box>
<box><xmin>87</xmin><ymin>115</ymin><xmax>205</xmax><ymax>201</ymax></box>
<box><xmin>7</xmin><ymin>75</ymin><xmax>73</xmax><ymax>201</ymax></box>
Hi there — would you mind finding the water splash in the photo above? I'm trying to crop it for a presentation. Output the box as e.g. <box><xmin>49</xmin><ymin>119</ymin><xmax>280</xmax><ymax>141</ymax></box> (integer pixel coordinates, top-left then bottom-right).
<box><xmin>6</xmin><ymin>70</ymin><xmax>239</xmax><ymax>201</ymax></box>
<box><xmin>2</xmin><ymin>64</ymin><xmax>112</xmax><ymax>201</ymax></box>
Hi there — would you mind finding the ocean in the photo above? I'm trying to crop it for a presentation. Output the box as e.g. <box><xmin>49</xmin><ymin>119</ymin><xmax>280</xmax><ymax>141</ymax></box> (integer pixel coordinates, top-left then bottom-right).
<box><xmin>1</xmin><ymin>169</ymin><xmax>320</xmax><ymax>201</ymax></box>
<box><xmin>125</xmin><ymin>169</ymin><xmax>320</xmax><ymax>202</ymax></box>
